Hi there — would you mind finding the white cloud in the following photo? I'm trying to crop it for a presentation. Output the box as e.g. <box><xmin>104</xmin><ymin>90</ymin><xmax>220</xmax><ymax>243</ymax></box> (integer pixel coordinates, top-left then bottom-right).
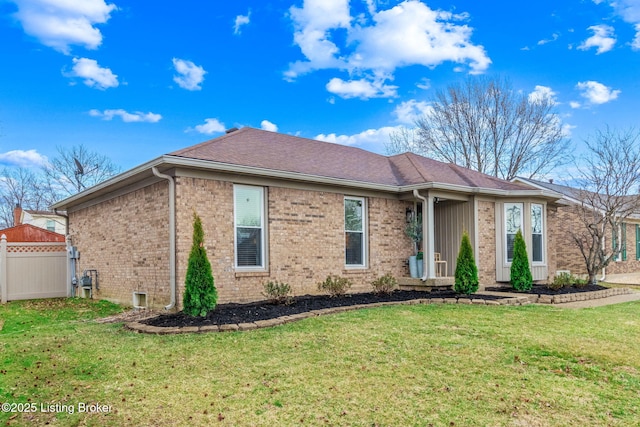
<box><xmin>537</xmin><ymin>33</ymin><xmax>559</xmax><ymax>45</ymax></box>
<box><xmin>570</xmin><ymin>101</ymin><xmax>582</xmax><ymax>109</ymax></box>
<box><xmin>234</xmin><ymin>11</ymin><xmax>251</xmax><ymax>34</ymax></box>
<box><xmin>315</xmin><ymin>126</ymin><xmax>399</xmax><ymax>150</ymax></box>
<box><xmin>89</xmin><ymin>109</ymin><xmax>161</xmax><ymax>122</ymax></box>
<box><xmin>260</xmin><ymin>120</ymin><xmax>278</xmax><ymax>132</ymax></box>
<box><xmin>393</xmin><ymin>99</ymin><xmax>431</xmax><ymax>125</ymax></box>
<box><xmin>11</xmin><ymin>0</ymin><xmax>117</xmax><ymax>54</ymax></box>
<box><xmin>67</xmin><ymin>57</ymin><xmax>118</xmax><ymax>89</ymax></box>
<box><xmin>326</xmin><ymin>77</ymin><xmax>397</xmax><ymax>99</ymax></box>
<box><xmin>0</xmin><ymin>149</ymin><xmax>48</xmax><ymax>168</ymax></box>
<box><xmin>193</xmin><ymin>118</ymin><xmax>225</xmax><ymax>135</ymax></box>
<box><xmin>528</xmin><ymin>85</ymin><xmax>557</xmax><ymax>105</ymax></box>
<box><xmin>286</xmin><ymin>0</ymin><xmax>490</xmax><ymax>99</ymax></box>
<box><xmin>561</xmin><ymin>123</ymin><xmax>576</xmax><ymax>137</ymax></box>
<box><xmin>633</xmin><ymin>23</ymin><xmax>640</xmax><ymax>49</ymax></box>
<box><xmin>576</xmin><ymin>80</ymin><xmax>621</xmax><ymax>104</ymax></box>
<box><xmin>578</xmin><ymin>24</ymin><xmax>616</xmax><ymax>54</ymax></box>
<box><xmin>172</xmin><ymin>58</ymin><xmax>206</xmax><ymax>91</ymax></box>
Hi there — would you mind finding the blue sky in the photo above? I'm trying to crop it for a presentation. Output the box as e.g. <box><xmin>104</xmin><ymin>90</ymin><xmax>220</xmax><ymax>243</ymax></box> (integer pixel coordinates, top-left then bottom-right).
<box><xmin>1</xmin><ymin>0</ymin><xmax>639</xmax><ymax>176</ymax></box>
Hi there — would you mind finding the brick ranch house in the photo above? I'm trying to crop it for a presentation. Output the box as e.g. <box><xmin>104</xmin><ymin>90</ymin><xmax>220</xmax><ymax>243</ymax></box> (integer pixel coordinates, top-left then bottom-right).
<box><xmin>52</xmin><ymin>127</ymin><xmax>565</xmax><ymax>309</ymax></box>
<box><xmin>515</xmin><ymin>177</ymin><xmax>640</xmax><ymax>279</ymax></box>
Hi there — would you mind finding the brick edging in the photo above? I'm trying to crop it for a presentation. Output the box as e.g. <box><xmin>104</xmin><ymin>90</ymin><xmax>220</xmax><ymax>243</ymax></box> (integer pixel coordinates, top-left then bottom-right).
<box><xmin>124</xmin><ymin>295</ymin><xmax>536</xmax><ymax>334</ymax></box>
<box><xmin>535</xmin><ymin>287</ymin><xmax>632</xmax><ymax>304</ymax></box>
<box><xmin>124</xmin><ymin>288</ymin><xmax>633</xmax><ymax>334</ymax></box>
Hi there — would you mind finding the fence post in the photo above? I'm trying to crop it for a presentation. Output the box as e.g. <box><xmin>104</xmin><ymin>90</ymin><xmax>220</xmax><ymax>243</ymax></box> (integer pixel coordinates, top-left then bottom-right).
<box><xmin>1</xmin><ymin>234</ymin><xmax>7</xmax><ymax>303</ymax></box>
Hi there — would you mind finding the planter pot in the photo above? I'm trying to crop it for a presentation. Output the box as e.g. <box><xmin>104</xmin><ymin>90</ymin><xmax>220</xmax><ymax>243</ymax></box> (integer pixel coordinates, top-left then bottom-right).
<box><xmin>417</xmin><ymin>259</ymin><xmax>423</xmax><ymax>278</ymax></box>
<box><xmin>409</xmin><ymin>256</ymin><xmax>418</xmax><ymax>278</ymax></box>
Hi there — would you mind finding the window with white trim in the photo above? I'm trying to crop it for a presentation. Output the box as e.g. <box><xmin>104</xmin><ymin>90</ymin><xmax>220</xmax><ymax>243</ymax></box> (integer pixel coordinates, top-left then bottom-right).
<box><xmin>344</xmin><ymin>197</ymin><xmax>367</xmax><ymax>267</ymax></box>
<box><xmin>234</xmin><ymin>185</ymin><xmax>265</xmax><ymax>269</ymax></box>
<box><xmin>531</xmin><ymin>204</ymin><xmax>544</xmax><ymax>263</ymax></box>
<box><xmin>505</xmin><ymin>203</ymin><xmax>523</xmax><ymax>263</ymax></box>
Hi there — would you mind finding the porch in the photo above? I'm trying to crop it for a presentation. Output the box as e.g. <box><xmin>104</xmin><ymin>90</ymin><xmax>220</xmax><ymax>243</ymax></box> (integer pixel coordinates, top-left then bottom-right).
<box><xmin>398</xmin><ymin>276</ymin><xmax>454</xmax><ymax>292</ymax></box>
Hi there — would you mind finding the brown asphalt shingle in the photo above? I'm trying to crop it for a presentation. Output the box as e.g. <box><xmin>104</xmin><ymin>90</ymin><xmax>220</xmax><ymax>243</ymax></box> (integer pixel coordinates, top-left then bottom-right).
<box><xmin>170</xmin><ymin>127</ymin><xmax>534</xmax><ymax>191</ymax></box>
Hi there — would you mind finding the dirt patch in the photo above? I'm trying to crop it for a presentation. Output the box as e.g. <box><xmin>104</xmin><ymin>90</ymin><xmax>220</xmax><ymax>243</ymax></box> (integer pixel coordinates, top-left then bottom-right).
<box><xmin>96</xmin><ymin>309</ymin><xmax>158</xmax><ymax>324</ymax></box>
<box><xmin>142</xmin><ymin>290</ymin><xmax>505</xmax><ymax>328</ymax></box>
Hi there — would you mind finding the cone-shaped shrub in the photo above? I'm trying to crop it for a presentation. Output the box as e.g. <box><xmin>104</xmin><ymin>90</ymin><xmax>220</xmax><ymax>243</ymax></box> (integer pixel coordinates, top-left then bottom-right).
<box><xmin>510</xmin><ymin>229</ymin><xmax>533</xmax><ymax>291</ymax></box>
<box><xmin>454</xmin><ymin>231</ymin><xmax>479</xmax><ymax>294</ymax></box>
<box><xmin>183</xmin><ymin>213</ymin><xmax>217</xmax><ymax>316</ymax></box>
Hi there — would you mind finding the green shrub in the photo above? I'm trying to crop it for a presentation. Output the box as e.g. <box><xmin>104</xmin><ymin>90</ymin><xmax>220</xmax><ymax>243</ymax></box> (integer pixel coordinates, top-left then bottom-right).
<box><xmin>318</xmin><ymin>275</ymin><xmax>353</xmax><ymax>297</ymax></box>
<box><xmin>574</xmin><ymin>277</ymin><xmax>589</xmax><ymax>288</ymax></box>
<box><xmin>183</xmin><ymin>213</ymin><xmax>217</xmax><ymax>317</ymax></box>
<box><xmin>548</xmin><ymin>272</ymin><xmax>572</xmax><ymax>291</ymax></box>
<box><xmin>454</xmin><ymin>231</ymin><xmax>479</xmax><ymax>295</ymax></box>
<box><xmin>371</xmin><ymin>273</ymin><xmax>397</xmax><ymax>295</ymax></box>
<box><xmin>510</xmin><ymin>229</ymin><xmax>533</xmax><ymax>292</ymax></box>
<box><xmin>263</xmin><ymin>281</ymin><xmax>293</xmax><ymax>305</ymax></box>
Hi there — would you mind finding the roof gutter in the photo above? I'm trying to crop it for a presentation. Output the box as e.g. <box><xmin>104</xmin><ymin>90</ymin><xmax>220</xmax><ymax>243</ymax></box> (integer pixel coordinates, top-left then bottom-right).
<box><xmin>152</xmin><ymin>167</ymin><xmax>177</xmax><ymax>311</ymax></box>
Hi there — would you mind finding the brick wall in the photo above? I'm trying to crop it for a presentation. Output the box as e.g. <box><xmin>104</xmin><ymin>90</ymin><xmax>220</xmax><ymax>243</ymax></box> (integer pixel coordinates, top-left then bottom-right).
<box><xmin>174</xmin><ymin>177</ymin><xmax>414</xmax><ymax>304</ymax></box>
<box><xmin>476</xmin><ymin>200</ymin><xmax>496</xmax><ymax>285</ymax></box>
<box><xmin>68</xmin><ymin>181</ymin><xmax>171</xmax><ymax>308</ymax></box>
<box><xmin>551</xmin><ymin>204</ymin><xmax>640</xmax><ymax>277</ymax></box>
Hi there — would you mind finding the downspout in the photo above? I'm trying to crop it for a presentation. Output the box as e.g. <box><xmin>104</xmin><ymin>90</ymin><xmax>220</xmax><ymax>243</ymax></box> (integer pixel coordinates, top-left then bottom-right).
<box><xmin>152</xmin><ymin>167</ymin><xmax>176</xmax><ymax>310</ymax></box>
<box><xmin>600</xmin><ymin>234</ymin><xmax>606</xmax><ymax>282</ymax></box>
<box><xmin>413</xmin><ymin>190</ymin><xmax>430</xmax><ymax>281</ymax></box>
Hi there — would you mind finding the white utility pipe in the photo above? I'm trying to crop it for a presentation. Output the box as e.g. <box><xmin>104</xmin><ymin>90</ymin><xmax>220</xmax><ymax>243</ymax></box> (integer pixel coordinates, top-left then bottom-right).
<box><xmin>152</xmin><ymin>167</ymin><xmax>176</xmax><ymax>310</ymax></box>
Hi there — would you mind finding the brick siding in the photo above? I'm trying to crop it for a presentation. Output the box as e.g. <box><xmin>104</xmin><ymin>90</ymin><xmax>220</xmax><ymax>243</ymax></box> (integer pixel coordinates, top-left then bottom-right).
<box><xmin>68</xmin><ymin>181</ymin><xmax>171</xmax><ymax>308</ymax></box>
<box><xmin>476</xmin><ymin>200</ymin><xmax>497</xmax><ymax>285</ymax></box>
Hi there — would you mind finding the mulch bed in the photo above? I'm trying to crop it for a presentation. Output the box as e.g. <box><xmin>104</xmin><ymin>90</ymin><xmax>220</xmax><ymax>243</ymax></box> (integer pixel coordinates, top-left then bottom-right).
<box><xmin>142</xmin><ymin>290</ymin><xmax>505</xmax><ymax>328</ymax></box>
<box><xmin>485</xmin><ymin>284</ymin><xmax>609</xmax><ymax>296</ymax></box>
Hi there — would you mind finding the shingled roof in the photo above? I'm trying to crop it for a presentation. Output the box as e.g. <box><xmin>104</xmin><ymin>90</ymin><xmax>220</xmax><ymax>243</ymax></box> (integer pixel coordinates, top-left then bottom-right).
<box><xmin>170</xmin><ymin>127</ymin><xmax>531</xmax><ymax>191</ymax></box>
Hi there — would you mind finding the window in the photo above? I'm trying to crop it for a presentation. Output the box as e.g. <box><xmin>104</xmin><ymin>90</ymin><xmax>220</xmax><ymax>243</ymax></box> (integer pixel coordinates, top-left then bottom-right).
<box><xmin>345</xmin><ymin>197</ymin><xmax>366</xmax><ymax>267</ymax></box>
<box><xmin>614</xmin><ymin>223</ymin><xmax>627</xmax><ymax>262</ymax></box>
<box><xmin>505</xmin><ymin>203</ymin><xmax>523</xmax><ymax>263</ymax></box>
<box><xmin>234</xmin><ymin>185</ymin><xmax>265</xmax><ymax>269</ymax></box>
<box><xmin>531</xmin><ymin>204</ymin><xmax>543</xmax><ymax>263</ymax></box>
<box><xmin>46</xmin><ymin>219</ymin><xmax>55</xmax><ymax>232</ymax></box>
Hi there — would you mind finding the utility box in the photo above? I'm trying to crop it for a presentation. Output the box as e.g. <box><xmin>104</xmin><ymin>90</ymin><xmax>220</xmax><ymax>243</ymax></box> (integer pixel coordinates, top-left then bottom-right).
<box><xmin>80</xmin><ymin>275</ymin><xmax>92</xmax><ymax>288</ymax></box>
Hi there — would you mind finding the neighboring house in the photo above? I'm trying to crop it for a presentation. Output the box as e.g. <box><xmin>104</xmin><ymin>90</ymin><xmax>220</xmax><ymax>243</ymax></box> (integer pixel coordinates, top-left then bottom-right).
<box><xmin>0</xmin><ymin>223</ymin><xmax>65</xmax><ymax>243</ymax></box>
<box><xmin>52</xmin><ymin>127</ymin><xmax>563</xmax><ymax>309</ymax></box>
<box><xmin>514</xmin><ymin>177</ymin><xmax>640</xmax><ymax>278</ymax></box>
<box><xmin>14</xmin><ymin>205</ymin><xmax>66</xmax><ymax>235</ymax></box>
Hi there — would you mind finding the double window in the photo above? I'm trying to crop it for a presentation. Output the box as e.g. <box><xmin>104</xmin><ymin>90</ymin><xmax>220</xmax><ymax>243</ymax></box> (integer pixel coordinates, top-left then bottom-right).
<box><xmin>505</xmin><ymin>203</ymin><xmax>523</xmax><ymax>263</ymax></box>
<box><xmin>234</xmin><ymin>185</ymin><xmax>266</xmax><ymax>269</ymax></box>
<box><xmin>345</xmin><ymin>197</ymin><xmax>367</xmax><ymax>267</ymax></box>
<box><xmin>531</xmin><ymin>204</ymin><xmax>544</xmax><ymax>263</ymax></box>
<box><xmin>504</xmin><ymin>202</ymin><xmax>545</xmax><ymax>264</ymax></box>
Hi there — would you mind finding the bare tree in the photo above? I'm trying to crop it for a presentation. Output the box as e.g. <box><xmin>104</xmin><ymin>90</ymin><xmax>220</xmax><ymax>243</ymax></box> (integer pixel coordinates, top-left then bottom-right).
<box><xmin>43</xmin><ymin>144</ymin><xmax>121</xmax><ymax>197</ymax></box>
<box><xmin>0</xmin><ymin>167</ymin><xmax>54</xmax><ymax>228</ymax></box>
<box><xmin>388</xmin><ymin>76</ymin><xmax>570</xmax><ymax>180</ymax></box>
<box><xmin>569</xmin><ymin>127</ymin><xmax>640</xmax><ymax>284</ymax></box>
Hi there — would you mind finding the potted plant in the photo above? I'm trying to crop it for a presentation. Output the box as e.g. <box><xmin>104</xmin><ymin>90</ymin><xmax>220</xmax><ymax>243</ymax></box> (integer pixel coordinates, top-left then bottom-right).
<box><xmin>416</xmin><ymin>251</ymin><xmax>424</xmax><ymax>277</ymax></box>
<box><xmin>404</xmin><ymin>214</ymin><xmax>422</xmax><ymax>278</ymax></box>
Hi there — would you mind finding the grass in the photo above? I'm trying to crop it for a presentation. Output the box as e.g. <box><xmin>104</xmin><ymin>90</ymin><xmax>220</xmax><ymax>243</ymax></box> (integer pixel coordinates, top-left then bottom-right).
<box><xmin>1</xmin><ymin>298</ymin><xmax>640</xmax><ymax>426</ymax></box>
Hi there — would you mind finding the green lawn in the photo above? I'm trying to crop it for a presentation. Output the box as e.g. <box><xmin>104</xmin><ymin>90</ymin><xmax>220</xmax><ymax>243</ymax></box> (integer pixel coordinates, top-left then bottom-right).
<box><xmin>1</xmin><ymin>298</ymin><xmax>639</xmax><ymax>426</ymax></box>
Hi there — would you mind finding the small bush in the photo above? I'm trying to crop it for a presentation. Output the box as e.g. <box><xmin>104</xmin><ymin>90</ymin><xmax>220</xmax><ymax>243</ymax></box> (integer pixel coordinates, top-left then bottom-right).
<box><xmin>548</xmin><ymin>272</ymin><xmax>572</xmax><ymax>291</ymax></box>
<box><xmin>183</xmin><ymin>213</ymin><xmax>217</xmax><ymax>317</ymax></box>
<box><xmin>510</xmin><ymin>230</ymin><xmax>533</xmax><ymax>292</ymax></box>
<box><xmin>574</xmin><ymin>277</ymin><xmax>589</xmax><ymax>288</ymax></box>
<box><xmin>371</xmin><ymin>273</ymin><xmax>397</xmax><ymax>295</ymax></box>
<box><xmin>318</xmin><ymin>275</ymin><xmax>352</xmax><ymax>297</ymax></box>
<box><xmin>454</xmin><ymin>231</ymin><xmax>479</xmax><ymax>295</ymax></box>
<box><xmin>262</xmin><ymin>281</ymin><xmax>293</xmax><ymax>305</ymax></box>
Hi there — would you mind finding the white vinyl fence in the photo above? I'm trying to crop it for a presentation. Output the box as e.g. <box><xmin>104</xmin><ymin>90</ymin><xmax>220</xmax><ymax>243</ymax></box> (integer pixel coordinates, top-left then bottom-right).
<box><xmin>0</xmin><ymin>235</ymin><xmax>68</xmax><ymax>303</ymax></box>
